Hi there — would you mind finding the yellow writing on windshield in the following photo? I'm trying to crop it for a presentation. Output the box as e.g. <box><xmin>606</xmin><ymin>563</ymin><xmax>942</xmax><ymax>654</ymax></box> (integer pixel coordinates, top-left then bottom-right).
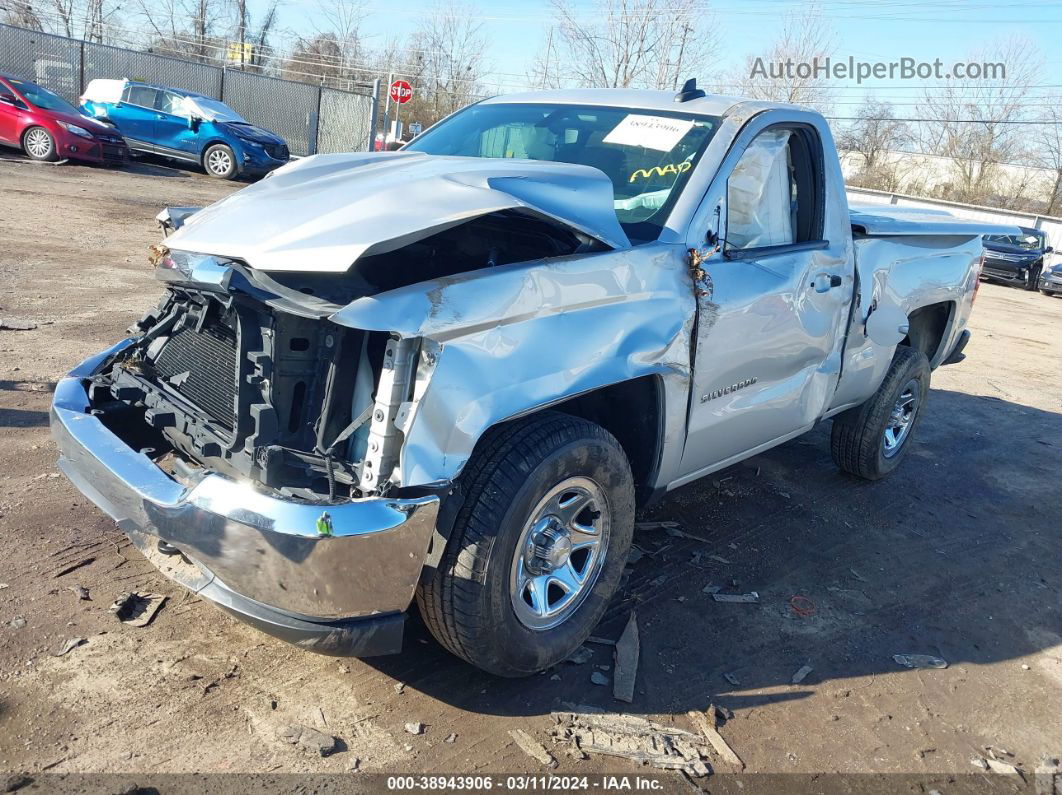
<box><xmin>629</xmin><ymin>161</ymin><xmax>692</xmax><ymax>183</ymax></box>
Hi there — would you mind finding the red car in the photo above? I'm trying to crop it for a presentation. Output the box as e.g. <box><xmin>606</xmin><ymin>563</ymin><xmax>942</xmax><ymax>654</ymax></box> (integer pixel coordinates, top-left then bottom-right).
<box><xmin>0</xmin><ymin>72</ymin><xmax>128</xmax><ymax>165</ymax></box>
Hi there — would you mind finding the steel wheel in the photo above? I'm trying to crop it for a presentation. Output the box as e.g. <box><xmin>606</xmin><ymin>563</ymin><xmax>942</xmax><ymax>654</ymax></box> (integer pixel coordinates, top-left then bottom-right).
<box><xmin>509</xmin><ymin>476</ymin><xmax>610</xmax><ymax>631</ymax></box>
<box><xmin>24</xmin><ymin>127</ymin><xmax>54</xmax><ymax>160</ymax></box>
<box><xmin>205</xmin><ymin>145</ymin><xmax>234</xmax><ymax>177</ymax></box>
<box><xmin>882</xmin><ymin>378</ymin><xmax>920</xmax><ymax>457</ymax></box>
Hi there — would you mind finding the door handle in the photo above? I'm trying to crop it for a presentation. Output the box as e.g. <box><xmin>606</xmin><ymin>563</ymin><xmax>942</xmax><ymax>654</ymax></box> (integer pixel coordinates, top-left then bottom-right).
<box><xmin>812</xmin><ymin>273</ymin><xmax>843</xmax><ymax>293</ymax></box>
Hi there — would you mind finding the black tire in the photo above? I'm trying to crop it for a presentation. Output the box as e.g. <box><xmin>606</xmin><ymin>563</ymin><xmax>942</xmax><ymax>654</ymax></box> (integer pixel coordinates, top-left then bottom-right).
<box><xmin>203</xmin><ymin>143</ymin><xmax>237</xmax><ymax>179</ymax></box>
<box><xmin>417</xmin><ymin>411</ymin><xmax>635</xmax><ymax>677</ymax></box>
<box><xmin>22</xmin><ymin>126</ymin><xmax>57</xmax><ymax>161</ymax></box>
<box><xmin>831</xmin><ymin>346</ymin><xmax>931</xmax><ymax>481</ymax></box>
<box><xmin>1025</xmin><ymin>264</ymin><xmax>1042</xmax><ymax>291</ymax></box>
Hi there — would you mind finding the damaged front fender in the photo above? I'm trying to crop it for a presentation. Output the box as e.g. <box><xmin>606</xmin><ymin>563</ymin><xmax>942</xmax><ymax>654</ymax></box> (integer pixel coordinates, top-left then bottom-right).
<box><xmin>330</xmin><ymin>243</ymin><xmax>695</xmax><ymax>487</ymax></box>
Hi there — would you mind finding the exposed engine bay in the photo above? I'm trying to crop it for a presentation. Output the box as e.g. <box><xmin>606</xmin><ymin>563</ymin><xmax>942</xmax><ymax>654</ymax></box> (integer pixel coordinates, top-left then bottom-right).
<box><xmin>85</xmin><ymin>209</ymin><xmax>593</xmax><ymax>501</ymax></box>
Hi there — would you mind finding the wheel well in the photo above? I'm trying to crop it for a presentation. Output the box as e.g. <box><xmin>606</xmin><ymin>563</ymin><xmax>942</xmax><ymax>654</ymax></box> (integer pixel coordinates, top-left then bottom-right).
<box><xmin>200</xmin><ymin>140</ymin><xmax>232</xmax><ymax>162</ymax></box>
<box><xmin>548</xmin><ymin>376</ymin><xmax>664</xmax><ymax>506</ymax></box>
<box><xmin>900</xmin><ymin>302</ymin><xmax>952</xmax><ymax>363</ymax></box>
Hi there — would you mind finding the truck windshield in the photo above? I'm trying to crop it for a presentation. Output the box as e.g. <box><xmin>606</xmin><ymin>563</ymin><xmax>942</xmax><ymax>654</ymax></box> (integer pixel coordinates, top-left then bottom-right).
<box><xmin>404</xmin><ymin>103</ymin><xmax>719</xmax><ymax>242</ymax></box>
<box><xmin>984</xmin><ymin>233</ymin><xmax>1043</xmax><ymax>250</ymax></box>
<box><xmin>10</xmin><ymin>79</ymin><xmax>79</xmax><ymax>115</ymax></box>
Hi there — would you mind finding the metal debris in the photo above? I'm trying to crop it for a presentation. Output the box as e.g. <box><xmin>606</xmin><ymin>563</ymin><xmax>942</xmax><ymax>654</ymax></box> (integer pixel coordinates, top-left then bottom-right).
<box><xmin>613</xmin><ymin>612</ymin><xmax>639</xmax><ymax>703</ymax></box>
<box><xmin>707</xmin><ymin>555</ymin><xmax>732</xmax><ymax>565</ymax></box>
<box><xmin>893</xmin><ymin>654</ymin><xmax>947</xmax><ymax>670</ymax></box>
<box><xmin>791</xmin><ymin>664</ymin><xmax>813</xmax><ymax>684</ymax></box>
<box><xmin>723</xmin><ymin>673</ymin><xmax>741</xmax><ymax>686</ymax></box>
<box><xmin>277</xmin><ymin>724</ymin><xmax>337</xmax><ymax>757</ymax></box>
<box><xmin>110</xmin><ymin>592</ymin><xmax>167</xmax><ymax>627</ymax></box>
<box><xmin>393</xmin><ymin>682</ymin><xmax>406</xmax><ymax>695</ymax></box>
<box><xmin>590</xmin><ymin>671</ymin><xmax>609</xmax><ymax>686</ymax></box>
<box><xmin>702</xmin><ymin>584</ymin><xmax>721</xmax><ymax>594</ymax></box>
<box><xmin>54</xmin><ymin>637</ymin><xmax>86</xmax><ymax>657</ymax></box>
<box><xmin>404</xmin><ymin>722</ymin><xmax>424</xmax><ymax>735</ymax></box>
<box><xmin>712</xmin><ymin>592</ymin><xmax>759</xmax><ymax>603</ymax></box>
<box><xmin>566</xmin><ymin>646</ymin><xmax>593</xmax><ymax>665</ymax></box>
<box><xmin>444</xmin><ymin>733</ymin><xmax>457</xmax><ymax>744</ymax></box>
<box><xmin>509</xmin><ymin>729</ymin><xmax>557</xmax><ymax>768</ymax></box>
<box><xmin>551</xmin><ymin>711</ymin><xmax>710</xmax><ymax>777</ymax></box>
<box><xmin>688</xmin><ymin>707</ymin><xmax>744</xmax><ymax>770</ymax></box>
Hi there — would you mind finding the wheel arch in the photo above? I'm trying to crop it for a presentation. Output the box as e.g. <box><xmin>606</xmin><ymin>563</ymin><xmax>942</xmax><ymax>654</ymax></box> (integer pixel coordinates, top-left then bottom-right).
<box><xmin>899</xmin><ymin>301</ymin><xmax>954</xmax><ymax>366</ymax></box>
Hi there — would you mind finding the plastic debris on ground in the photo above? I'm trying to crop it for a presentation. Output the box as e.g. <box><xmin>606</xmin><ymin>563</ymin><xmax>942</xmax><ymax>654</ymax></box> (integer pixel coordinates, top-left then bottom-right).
<box><xmin>53</xmin><ymin>637</ymin><xmax>86</xmax><ymax>657</ymax></box>
<box><xmin>687</xmin><ymin>704</ymin><xmax>744</xmax><ymax>771</ymax></box>
<box><xmin>110</xmin><ymin>592</ymin><xmax>167</xmax><ymax>627</ymax></box>
<box><xmin>893</xmin><ymin>653</ymin><xmax>947</xmax><ymax>669</ymax></box>
<box><xmin>613</xmin><ymin>613</ymin><xmax>638</xmax><ymax>703</ymax></box>
<box><xmin>791</xmin><ymin>664</ymin><xmax>813</xmax><ymax>684</ymax></box>
<box><xmin>509</xmin><ymin>728</ymin><xmax>557</xmax><ymax>768</ymax></box>
<box><xmin>551</xmin><ymin>708</ymin><xmax>711</xmax><ymax>777</ymax></box>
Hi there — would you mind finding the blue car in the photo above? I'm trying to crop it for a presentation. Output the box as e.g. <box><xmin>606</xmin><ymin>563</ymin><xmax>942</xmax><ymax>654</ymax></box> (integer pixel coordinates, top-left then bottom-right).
<box><xmin>79</xmin><ymin>78</ymin><xmax>289</xmax><ymax>179</ymax></box>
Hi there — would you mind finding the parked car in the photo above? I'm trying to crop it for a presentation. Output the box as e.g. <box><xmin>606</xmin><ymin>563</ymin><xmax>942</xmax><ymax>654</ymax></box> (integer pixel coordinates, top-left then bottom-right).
<box><xmin>0</xmin><ymin>72</ymin><xmax>127</xmax><ymax>165</ymax></box>
<box><xmin>53</xmin><ymin>84</ymin><xmax>1017</xmax><ymax>676</ymax></box>
<box><xmin>1039</xmin><ymin>260</ymin><xmax>1062</xmax><ymax>297</ymax></box>
<box><xmin>980</xmin><ymin>228</ymin><xmax>1053</xmax><ymax>290</ymax></box>
<box><xmin>79</xmin><ymin>79</ymin><xmax>289</xmax><ymax>179</ymax></box>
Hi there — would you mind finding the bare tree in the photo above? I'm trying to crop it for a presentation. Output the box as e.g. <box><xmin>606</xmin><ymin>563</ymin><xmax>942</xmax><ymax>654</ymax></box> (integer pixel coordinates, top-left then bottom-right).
<box><xmin>2</xmin><ymin>0</ymin><xmax>44</xmax><ymax>29</ymax></box>
<box><xmin>1034</xmin><ymin>97</ymin><xmax>1062</xmax><ymax>216</ymax></box>
<box><xmin>138</xmin><ymin>0</ymin><xmax>230</xmax><ymax>62</ymax></box>
<box><xmin>838</xmin><ymin>98</ymin><xmax>910</xmax><ymax>190</ymax></box>
<box><xmin>728</xmin><ymin>3</ymin><xmax>835</xmax><ymax>112</ymax></box>
<box><xmin>529</xmin><ymin>0</ymin><xmax>718</xmax><ymax>91</ymax></box>
<box><xmin>916</xmin><ymin>37</ymin><xmax>1042</xmax><ymax>205</ymax></box>
<box><xmin>406</xmin><ymin>1</ymin><xmax>487</xmax><ymax>124</ymax></box>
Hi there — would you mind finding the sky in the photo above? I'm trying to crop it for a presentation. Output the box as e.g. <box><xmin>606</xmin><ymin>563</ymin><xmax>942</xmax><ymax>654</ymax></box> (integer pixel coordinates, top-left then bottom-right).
<box><xmin>248</xmin><ymin>0</ymin><xmax>1062</xmax><ymax>116</ymax></box>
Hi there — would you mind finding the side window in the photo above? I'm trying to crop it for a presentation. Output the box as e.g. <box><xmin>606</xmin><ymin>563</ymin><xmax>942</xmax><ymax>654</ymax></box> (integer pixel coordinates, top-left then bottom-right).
<box><xmin>124</xmin><ymin>85</ymin><xmax>158</xmax><ymax>108</ymax></box>
<box><xmin>726</xmin><ymin>127</ymin><xmax>822</xmax><ymax>252</ymax></box>
<box><xmin>155</xmin><ymin>91</ymin><xmax>186</xmax><ymax>116</ymax></box>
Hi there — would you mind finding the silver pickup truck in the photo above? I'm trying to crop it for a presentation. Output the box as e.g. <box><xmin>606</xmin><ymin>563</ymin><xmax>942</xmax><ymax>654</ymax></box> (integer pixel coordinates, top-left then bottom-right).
<box><xmin>52</xmin><ymin>84</ymin><xmax>1009</xmax><ymax>676</ymax></box>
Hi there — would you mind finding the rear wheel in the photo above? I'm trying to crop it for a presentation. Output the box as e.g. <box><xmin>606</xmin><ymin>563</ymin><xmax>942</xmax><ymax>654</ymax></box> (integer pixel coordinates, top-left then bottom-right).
<box><xmin>203</xmin><ymin>143</ymin><xmax>237</xmax><ymax>179</ymax></box>
<box><xmin>22</xmin><ymin>126</ymin><xmax>57</xmax><ymax>161</ymax></box>
<box><xmin>831</xmin><ymin>346</ymin><xmax>931</xmax><ymax>480</ymax></box>
<box><xmin>417</xmin><ymin>412</ymin><xmax>634</xmax><ymax>677</ymax></box>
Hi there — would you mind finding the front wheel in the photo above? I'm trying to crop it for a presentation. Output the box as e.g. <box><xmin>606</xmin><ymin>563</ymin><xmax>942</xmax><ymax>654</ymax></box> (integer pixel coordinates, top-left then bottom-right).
<box><xmin>203</xmin><ymin>143</ymin><xmax>237</xmax><ymax>179</ymax></box>
<box><xmin>417</xmin><ymin>412</ymin><xmax>635</xmax><ymax>677</ymax></box>
<box><xmin>831</xmin><ymin>346</ymin><xmax>931</xmax><ymax>480</ymax></box>
<box><xmin>23</xmin><ymin>126</ymin><xmax>57</xmax><ymax>161</ymax></box>
<box><xmin>1025</xmin><ymin>265</ymin><xmax>1043</xmax><ymax>291</ymax></box>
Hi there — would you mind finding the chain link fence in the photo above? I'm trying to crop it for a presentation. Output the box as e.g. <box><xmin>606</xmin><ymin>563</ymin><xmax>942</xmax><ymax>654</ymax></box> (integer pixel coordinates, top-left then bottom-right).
<box><xmin>0</xmin><ymin>22</ymin><xmax>377</xmax><ymax>157</ymax></box>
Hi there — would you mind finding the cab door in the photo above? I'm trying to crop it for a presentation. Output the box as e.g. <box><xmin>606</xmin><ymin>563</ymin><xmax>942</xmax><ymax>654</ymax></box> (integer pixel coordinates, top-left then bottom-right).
<box><xmin>677</xmin><ymin>115</ymin><xmax>853</xmax><ymax>481</ymax></box>
<box><xmin>152</xmin><ymin>90</ymin><xmax>200</xmax><ymax>157</ymax></box>
<box><xmin>114</xmin><ymin>85</ymin><xmax>160</xmax><ymax>149</ymax></box>
<box><xmin>0</xmin><ymin>84</ymin><xmax>25</xmax><ymax>144</ymax></box>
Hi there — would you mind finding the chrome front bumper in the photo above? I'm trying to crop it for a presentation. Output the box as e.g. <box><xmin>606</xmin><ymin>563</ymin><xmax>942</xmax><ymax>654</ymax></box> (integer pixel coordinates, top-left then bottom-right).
<box><xmin>51</xmin><ymin>343</ymin><xmax>440</xmax><ymax>655</ymax></box>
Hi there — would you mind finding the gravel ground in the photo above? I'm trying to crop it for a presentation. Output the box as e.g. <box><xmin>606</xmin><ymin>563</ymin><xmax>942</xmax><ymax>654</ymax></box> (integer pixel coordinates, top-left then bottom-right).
<box><xmin>1</xmin><ymin>155</ymin><xmax>1061</xmax><ymax>787</ymax></box>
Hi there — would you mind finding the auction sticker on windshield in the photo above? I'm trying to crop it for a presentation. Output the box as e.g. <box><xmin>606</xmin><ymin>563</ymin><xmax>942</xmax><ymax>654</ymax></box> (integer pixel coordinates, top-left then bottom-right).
<box><xmin>603</xmin><ymin>114</ymin><xmax>695</xmax><ymax>151</ymax></box>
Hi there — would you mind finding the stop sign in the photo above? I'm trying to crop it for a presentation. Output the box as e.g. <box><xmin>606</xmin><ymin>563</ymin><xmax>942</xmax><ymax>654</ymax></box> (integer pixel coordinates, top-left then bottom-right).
<box><xmin>389</xmin><ymin>80</ymin><xmax>412</xmax><ymax>104</ymax></box>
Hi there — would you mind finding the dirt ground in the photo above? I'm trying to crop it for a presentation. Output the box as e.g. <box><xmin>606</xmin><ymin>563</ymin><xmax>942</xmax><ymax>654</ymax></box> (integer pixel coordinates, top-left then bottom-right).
<box><xmin>1</xmin><ymin>154</ymin><xmax>1061</xmax><ymax>787</ymax></box>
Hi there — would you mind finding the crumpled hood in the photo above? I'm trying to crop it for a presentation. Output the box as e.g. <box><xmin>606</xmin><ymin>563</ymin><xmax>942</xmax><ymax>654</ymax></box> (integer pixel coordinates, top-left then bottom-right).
<box><xmin>221</xmin><ymin>122</ymin><xmax>284</xmax><ymax>145</ymax></box>
<box><xmin>164</xmin><ymin>151</ymin><xmax>630</xmax><ymax>272</ymax></box>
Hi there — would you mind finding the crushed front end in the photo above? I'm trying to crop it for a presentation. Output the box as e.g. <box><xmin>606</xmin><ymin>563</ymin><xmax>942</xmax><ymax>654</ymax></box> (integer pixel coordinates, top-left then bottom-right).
<box><xmin>50</xmin><ymin>250</ymin><xmax>440</xmax><ymax>656</ymax></box>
